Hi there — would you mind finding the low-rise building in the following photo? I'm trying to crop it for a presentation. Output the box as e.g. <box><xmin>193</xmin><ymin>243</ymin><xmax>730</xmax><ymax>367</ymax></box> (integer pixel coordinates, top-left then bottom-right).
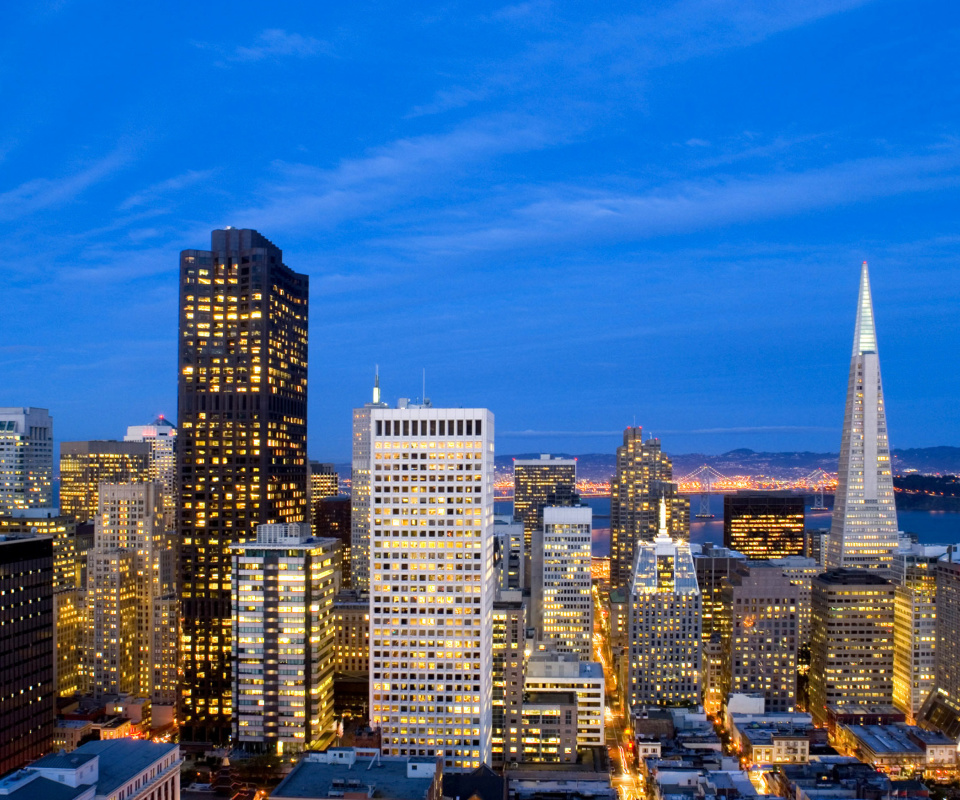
<box><xmin>733</xmin><ymin>723</ymin><xmax>811</xmax><ymax>767</ymax></box>
<box><xmin>837</xmin><ymin>724</ymin><xmax>956</xmax><ymax>773</ymax></box>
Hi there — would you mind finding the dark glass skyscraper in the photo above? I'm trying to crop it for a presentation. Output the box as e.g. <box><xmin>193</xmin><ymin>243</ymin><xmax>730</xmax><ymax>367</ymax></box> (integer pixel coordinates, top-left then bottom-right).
<box><xmin>723</xmin><ymin>491</ymin><xmax>805</xmax><ymax>560</ymax></box>
<box><xmin>178</xmin><ymin>228</ymin><xmax>309</xmax><ymax>743</ymax></box>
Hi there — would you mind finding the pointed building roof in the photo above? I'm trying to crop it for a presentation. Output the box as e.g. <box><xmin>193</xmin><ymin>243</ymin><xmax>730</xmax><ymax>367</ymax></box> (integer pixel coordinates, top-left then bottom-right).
<box><xmin>853</xmin><ymin>261</ymin><xmax>878</xmax><ymax>355</ymax></box>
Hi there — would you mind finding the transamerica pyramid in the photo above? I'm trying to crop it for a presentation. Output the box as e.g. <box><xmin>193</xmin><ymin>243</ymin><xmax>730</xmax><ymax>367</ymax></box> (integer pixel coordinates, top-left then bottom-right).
<box><xmin>825</xmin><ymin>262</ymin><xmax>900</xmax><ymax>570</ymax></box>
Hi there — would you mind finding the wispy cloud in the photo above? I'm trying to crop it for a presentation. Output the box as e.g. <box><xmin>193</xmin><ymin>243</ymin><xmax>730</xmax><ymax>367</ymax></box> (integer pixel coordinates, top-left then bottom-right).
<box><xmin>0</xmin><ymin>149</ymin><xmax>132</xmax><ymax>222</ymax></box>
<box><xmin>119</xmin><ymin>169</ymin><xmax>215</xmax><ymax>211</ymax></box>
<box><xmin>195</xmin><ymin>29</ymin><xmax>334</xmax><ymax>65</ymax></box>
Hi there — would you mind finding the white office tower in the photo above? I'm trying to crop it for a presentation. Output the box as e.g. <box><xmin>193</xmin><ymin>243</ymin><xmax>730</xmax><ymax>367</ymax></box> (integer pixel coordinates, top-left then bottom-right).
<box><xmin>124</xmin><ymin>416</ymin><xmax>177</xmax><ymax>529</ymax></box>
<box><xmin>0</xmin><ymin>407</ymin><xmax>53</xmax><ymax>514</ymax></box>
<box><xmin>826</xmin><ymin>262</ymin><xmax>899</xmax><ymax>571</ymax></box>
<box><xmin>364</xmin><ymin>403</ymin><xmax>495</xmax><ymax>770</ymax></box>
<box><xmin>87</xmin><ymin>483</ymin><xmax>177</xmax><ymax>701</ymax></box>
<box><xmin>231</xmin><ymin>523</ymin><xmax>338</xmax><ymax>752</ymax></box>
<box><xmin>532</xmin><ymin>506</ymin><xmax>593</xmax><ymax>660</ymax></box>
<box><xmin>627</xmin><ymin>499</ymin><xmax>701</xmax><ymax>709</ymax></box>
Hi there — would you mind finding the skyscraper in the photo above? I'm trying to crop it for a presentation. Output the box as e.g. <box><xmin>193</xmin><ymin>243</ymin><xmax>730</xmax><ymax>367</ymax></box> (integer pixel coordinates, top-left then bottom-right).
<box><xmin>723</xmin><ymin>491</ymin><xmax>805</xmax><ymax>560</ymax></box>
<box><xmin>59</xmin><ymin>440</ymin><xmax>151</xmax><ymax>524</ymax></box>
<box><xmin>513</xmin><ymin>455</ymin><xmax>577</xmax><ymax>582</ymax></box>
<box><xmin>231</xmin><ymin>523</ymin><xmax>338</xmax><ymax>751</ymax></box>
<box><xmin>934</xmin><ymin>553</ymin><xmax>960</xmax><ymax>704</ymax></box>
<box><xmin>177</xmin><ymin>228</ymin><xmax>309</xmax><ymax>742</ymax></box>
<box><xmin>363</xmin><ymin>403</ymin><xmax>495</xmax><ymax>770</ymax></box>
<box><xmin>627</xmin><ymin>501</ymin><xmax>701</xmax><ymax>709</ymax></box>
<box><xmin>610</xmin><ymin>427</ymin><xmax>689</xmax><ymax>590</ymax></box>
<box><xmin>531</xmin><ymin>505</ymin><xmax>593</xmax><ymax>660</ymax></box>
<box><xmin>808</xmin><ymin>569</ymin><xmax>894</xmax><ymax>726</ymax></box>
<box><xmin>125</xmin><ymin>416</ymin><xmax>178</xmax><ymax>529</ymax></box>
<box><xmin>492</xmin><ymin>589</ymin><xmax>526</xmax><ymax>766</ymax></box>
<box><xmin>0</xmin><ymin>408</ymin><xmax>53</xmax><ymax>514</ymax></box>
<box><xmin>826</xmin><ymin>262</ymin><xmax>899</xmax><ymax>571</ymax></box>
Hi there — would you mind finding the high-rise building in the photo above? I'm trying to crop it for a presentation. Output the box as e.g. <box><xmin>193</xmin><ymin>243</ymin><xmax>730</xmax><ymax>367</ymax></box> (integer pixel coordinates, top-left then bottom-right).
<box><xmin>808</xmin><ymin>569</ymin><xmax>894</xmax><ymax>726</ymax></box>
<box><xmin>177</xmin><ymin>228</ymin><xmax>309</xmax><ymax>742</ymax></box>
<box><xmin>0</xmin><ymin>408</ymin><xmax>53</xmax><ymax>515</ymax></box>
<box><xmin>492</xmin><ymin>589</ymin><xmax>526</xmax><ymax>766</ymax></box>
<box><xmin>0</xmin><ymin>532</ymin><xmax>54</xmax><ymax>774</ymax></box>
<box><xmin>333</xmin><ymin>590</ymin><xmax>370</xmax><ymax>674</ymax></box>
<box><xmin>523</xmin><ymin>652</ymin><xmax>605</xmax><ymax>748</ymax></box>
<box><xmin>513</xmin><ymin>455</ymin><xmax>577</xmax><ymax>583</ymax></box>
<box><xmin>934</xmin><ymin>552</ymin><xmax>960</xmax><ymax>704</ymax></box>
<box><xmin>125</xmin><ymin>416</ymin><xmax>177</xmax><ymax>529</ymax></box>
<box><xmin>59</xmin><ymin>441</ymin><xmax>151</xmax><ymax>524</ymax></box>
<box><xmin>87</xmin><ymin>483</ymin><xmax>177</xmax><ymax>701</ymax></box>
<box><xmin>720</xmin><ymin>563</ymin><xmax>799</xmax><ymax>712</ymax></box>
<box><xmin>494</xmin><ymin>516</ymin><xmax>524</xmax><ymax>591</ymax></box>
<box><xmin>627</xmin><ymin>502</ymin><xmax>701</xmax><ymax>709</ymax></box>
<box><xmin>767</xmin><ymin>555</ymin><xmax>820</xmax><ymax>645</ymax></box>
<box><xmin>723</xmin><ymin>491</ymin><xmax>804</xmax><ymax>560</ymax></box>
<box><xmin>310</xmin><ymin>462</ymin><xmax>340</xmax><ymax>503</ymax></box>
<box><xmin>231</xmin><ymin>523</ymin><xmax>338</xmax><ymax>752</ymax></box>
<box><xmin>364</xmin><ymin>404</ymin><xmax>495</xmax><ymax>770</ymax></box>
<box><xmin>826</xmin><ymin>263</ymin><xmax>899</xmax><ymax>571</ymax></box>
<box><xmin>610</xmin><ymin>428</ymin><xmax>689</xmax><ymax>590</ymax></box>
<box><xmin>693</xmin><ymin>543</ymin><xmax>746</xmax><ymax>715</ymax></box>
<box><xmin>891</xmin><ymin>545</ymin><xmax>948</xmax><ymax>723</ymax></box>
<box><xmin>314</xmin><ymin>496</ymin><xmax>351</xmax><ymax>586</ymax></box>
<box><xmin>531</xmin><ymin>505</ymin><xmax>592</xmax><ymax>660</ymax></box>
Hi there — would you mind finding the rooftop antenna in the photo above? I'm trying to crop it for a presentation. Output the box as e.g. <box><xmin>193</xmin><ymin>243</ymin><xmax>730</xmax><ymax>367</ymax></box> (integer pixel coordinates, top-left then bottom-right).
<box><xmin>372</xmin><ymin>365</ymin><xmax>381</xmax><ymax>405</ymax></box>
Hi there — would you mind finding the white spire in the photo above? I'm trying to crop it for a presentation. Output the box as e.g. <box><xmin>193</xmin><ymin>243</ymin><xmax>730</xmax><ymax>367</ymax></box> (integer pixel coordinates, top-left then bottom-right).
<box><xmin>853</xmin><ymin>261</ymin><xmax>878</xmax><ymax>355</ymax></box>
<box><xmin>372</xmin><ymin>365</ymin><xmax>381</xmax><ymax>405</ymax></box>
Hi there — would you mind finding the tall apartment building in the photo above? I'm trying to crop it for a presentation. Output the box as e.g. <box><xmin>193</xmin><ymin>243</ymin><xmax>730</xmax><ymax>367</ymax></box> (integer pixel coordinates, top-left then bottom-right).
<box><xmin>720</xmin><ymin>563</ymin><xmax>799</xmax><ymax>712</ymax></box>
<box><xmin>723</xmin><ymin>491</ymin><xmax>804</xmax><ymax>560</ymax></box>
<box><xmin>334</xmin><ymin>591</ymin><xmax>370</xmax><ymax>673</ymax></box>
<box><xmin>125</xmin><ymin>416</ymin><xmax>177</xmax><ymax>529</ymax></box>
<box><xmin>826</xmin><ymin>263</ymin><xmax>899</xmax><ymax>571</ymax></box>
<box><xmin>0</xmin><ymin>532</ymin><xmax>54</xmax><ymax>775</ymax></box>
<box><xmin>59</xmin><ymin>441</ymin><xmax>151</xmax><ymax>524</ymax></box>
<box><xmin>808</xmin><ymin>569</ymin><xmax>895</xmax><ymax>726</ymax></box>
<box><xmin>627</xmin><ymin>502</ymin><xmax>701</xmax><ymax>709</ymax></box>
<box><xmin>87</xmin><ymin>483</ymin><xmax>177</xmax><ymax>701</ymax></box>
<box><xmin>363</xmin><ymin>404</ymin><xmax>495</xmax><ymax>770</ymax></box>
<box><xmin>610</xmin><ymin>428</ymin><xmax>689</xmax><ymax>590</ymax></box>
<box><xmin>531</xmin><ymin>505</ymin><xmax>592</xmax><ymax>660</ymax></box>
<box><xmin>513</xmin><ymin>455</ymin><xmax>577</xmax><ymax>582</ymax></box>
<box><xmin>0</xmin><ymin>408</ymin><xmax>53</xmax><ymax>514</ymax></box>
<box><xmin>178</xmin><ymin>228</ymin><xmax>309</xmax><ymax>742</ymax></box>
<box><xmin>493</xmin><ymin>589</ymin><xmax>526</xmax><ymax>765</ymax></box>
<box><xmin>891</xmin><ymin>545</ymin><xmax>948</xmax><ymax>723</ymax></box>
<box><xmin>231</xmin><ymin>523</ymin><xmax>338</xmax><ymax>752</ymax></box>
<box><xmin>694</xmin><ymin>544</ymin><xmax>746</xmax><ymax>715</ymax></box>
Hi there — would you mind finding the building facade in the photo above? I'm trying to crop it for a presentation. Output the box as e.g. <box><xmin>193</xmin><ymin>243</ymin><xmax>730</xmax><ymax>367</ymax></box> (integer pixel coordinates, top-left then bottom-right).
<box><xmin>59</xmin><ymin>441</ymin><xmax>151</xmax><ymax>524</ymax></box>
<box><xmin>125</xmin><ymin>416</ymin><xmax>177</xmax><ymax>530</ymax></box>
<box><xmin>826</xmin><ymin>263</ymin><xmax>899</xmax><ymax>571</ymax></box>
<box><xmin>0</xmin><ymin>407</ymin><xmax>53</xmax><ymax>515</ymax></box>
<box><xmin>0</xmin><ymin>532</ymin><xmax>54</xmax><ymax>775</ymax></box>
<box><xmin>523</xmin><ymin>652</ymin><xmax>605</xmax><ymax>747</ymax></box>
<box><xmin>610</xmin><ymin>428</ymin><xmax>688</xmax><ymax>590</ymax></box>
<box><xmin>364</xmin><ymin>405</ymin><xmax>495</xmax><ymax>770</ymax></box>
<box><xmin>231</xmin><ymin>523</ymin><xmax>338</xmax><ymax>751</ymax></box>
<box><xmin>809</xmin><ymin>569</ymin><xmax>895</xmax><ymax>726</ymax></box>
<box><xmin>627</xmin><ymin>504</ymin><xmax>701</xmax><ymax>709</ymax></box>
<box><xmin>493</xmin><ymin>589</ymin><xmax>526</xmax><ymax>765</ymax></box>
<box><xmin>513</xmin><ymin>455</ymin><xmax>576</xmax><ymax>583</ymax></box>
<box><xmin>531</xmin><ymin>505</ymin><xmax>592</xmax><ymax>660</ymax></box>
<box><xmin>723</xmin><ymin>491</ymin><xmax>804</xmax><ymax>560</ymax></box>
<box><xmin>334</xmin><ymin>590</ymin><xmax>370</xmax><ymax>673</ymax></box>
<box><xmin>177</xmin><ymin>228</ymin><xmax>309</xmax><ymax>742</ymax></box>
<box><xmin>934</xmin><ymin>554</ymin><xmax>960</xmax><ymax>703</ymax></box>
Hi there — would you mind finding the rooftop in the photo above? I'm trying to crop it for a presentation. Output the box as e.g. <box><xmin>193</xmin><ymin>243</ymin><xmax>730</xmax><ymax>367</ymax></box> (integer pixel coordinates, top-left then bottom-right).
<box><xmin>74</xmin><ymin>740</ymin><xmax>178</xmax><ymax>795</ymax></box>
<box><xmin>272</xmin><ymin>755</ymin><xmax>435</xmax><ymax>800</ymax></box>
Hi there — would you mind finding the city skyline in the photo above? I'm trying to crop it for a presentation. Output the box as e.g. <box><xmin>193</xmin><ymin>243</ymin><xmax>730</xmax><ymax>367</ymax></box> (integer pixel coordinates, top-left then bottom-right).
<box><xmin>3</xmin><ymin>2</ymin><xmax>960</xmax><ymax>459</ymax></box>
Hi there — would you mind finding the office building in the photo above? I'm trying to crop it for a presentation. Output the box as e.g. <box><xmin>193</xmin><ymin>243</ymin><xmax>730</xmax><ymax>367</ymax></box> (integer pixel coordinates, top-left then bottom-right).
<box><xmin>0</xmin><ymin>739</ymin><xmax>181</xmax><ymax>800</ymax></box>
<box><xmin>177</xmin><ymin>228</ymin><xmax>309</xmax><ymax>742</ymax></box>
<box><xmin>520</xmin><ymin>692</ymin><xmax>578</xmax><ymax>763</ymax></box>
<box><xmin>935</xmin><ymin>553</ymin><xmax>960</xmax><ymax>704</ymax></box>
<box><xmin>804</xmin><ymin>529</ymin><xmax>830</xmax><ymax>568</ymax></box>
<box><xmin>627</xmin><ymin>501</ymin><xmax>701</xmax><ymax>709</ymax></box>
<box><xmin>723</xmin><ymin>491</ymin><xmax>804</xmax><ymax>560</ymax></box>
<box><xmin>125</xmin><ymin>415</ymin><xmax>177</xmax><ymax>529</ymax></box>
<box><xmin>334</xmin><ymin>590</ymin><xmax>370</xmax><ymax>673</ymax></box>
<box><xmin>87</xmin><ymin>483</ymin><xmax>177</xmax><ymax>701</ymax></box>
<box><xmin>513</xmin><ymin>455</ymin><xmax>577</xmax><ymax>582</ymax></box>
<box><xmin>826</xmin><ymin>263</ymin><xmax>899</xmax><ymax>571</ymax></box>
<box><xmin>610</xmin><ymin>427</ymin><xmax>689</xmax><ymax>590</ymax></box>
<box><xmin>493</xmin><ymin>590</ymin><xmax>527</xmax><ymax>765</ymax></box>
<box><xmin>767</xmin><ymin>556</ymin><xmax>820</xmax><ymax>645</ymax></box>
<box><xmin>523</xmin><ymin>652</ymin><xmax>605</xmax><ymax>747</ymax></box>
<box><xmin>365</xmin><ymin>404</ymin><xmax>495</xmax><ymax>770</ymax></box>
<box><xmin>314</xmin><ymin>496</ymin><xmax>351</xmax><ymax>586</ymax></box>
<box><xmin>0</xmin><ymin>532</ymin><xmax>54</xmax><ymax>775</ymax></box>
<box><xmin>231</xmin><ymin>523</ymin><xmax>338</xmax><ymax>751</ymax></box>
<box><xmin>0</xmin><ymin>407</ymin><xmax>53</xmax><ymax>515</ymax></box>
<box><xmin>809</xmin><ymin>569</ymin><xmax>895</xmax><ymax>726</ymax></box>
<box><xmin>531</xmin><ymin>505</ymin><xmax>592</xmax><ymax>660</ymax></box>
<box><xmin>59</xmin><ymin>441</ymin><xmax>151</xmax><ymax>524</ymax></box>
<box><xmin>720</xmin><ymin>563</ymin><xmax>799</xmax><ymax>712</ymax></box>
<box><xmin>891</xmin><ymin>545</ymin><xmax>948</xmax><ymax>723</ymax></box>
<box><xmin>310</xmin><ymin>461</ymin><xmax>340</xmax><ymax>503</ymax></box>
<box><xmin>693</xmin><ymin>543</ymin><xmax>746</xmax><ymax>715</ymax></box>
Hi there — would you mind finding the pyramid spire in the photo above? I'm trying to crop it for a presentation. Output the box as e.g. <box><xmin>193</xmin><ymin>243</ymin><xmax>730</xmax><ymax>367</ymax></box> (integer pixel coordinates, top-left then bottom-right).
<box><xmin>853</xmin><ymin>261</ymin><xmax>878</xmax><ymax>356</ymax></box>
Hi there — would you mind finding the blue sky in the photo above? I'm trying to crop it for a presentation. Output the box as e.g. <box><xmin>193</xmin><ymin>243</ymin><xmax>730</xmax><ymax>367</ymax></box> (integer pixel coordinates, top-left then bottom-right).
<box><xmin>2</xmin><ymin>0</ymin><xmax>959</xmax><ymax>461</ymax></box>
